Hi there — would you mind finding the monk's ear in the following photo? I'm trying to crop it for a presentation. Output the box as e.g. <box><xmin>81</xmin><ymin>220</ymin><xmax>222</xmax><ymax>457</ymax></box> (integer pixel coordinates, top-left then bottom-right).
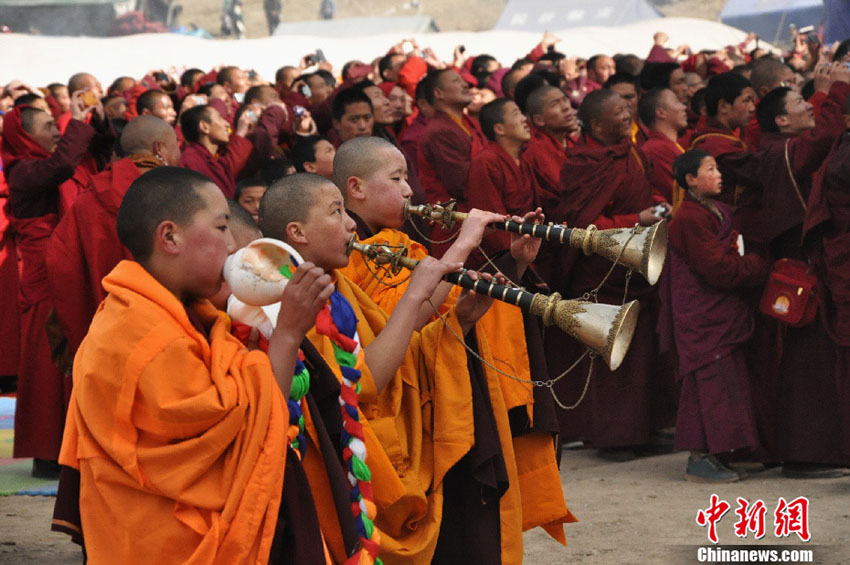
<box><xmin>493</xmin><ymin>122</ymin><xmax>507</xmax><ymax>137</ymax></box>
<box><xmin>775</xmin><ymin>114</ymin><xmax>790</xmax><ymax>129</ymax></box>
<box><xmin>346</xmin><ymin>175</ymin><xmax>367</xmax><ymax>202</ymax></box>
<box><xmin>198</xmin><ymin>119</ymin><xmax>212</xmax><ymax>136</ymax></box>
<box><xmin>758</xmin><ymin>85</ymin><xmax>770</xmax><ymax>99</ymax></box>
<box><xmin>531</xmin><ymin>113</ymin><xmax>545</xmax><ymax>128</ymax></box>
<box><xmin>332</xmin><ymin>118</ymin><xmax>341</xmax><ymax>131</ymax></box>
<box><xmin>303</xmin><ymin>161</ymin><xmax>318</xmax><ymax>174</ymax></box>
<box><xmin>717</xmin><ymin>99</ymin><xmax>731</xmax><ymax>116</ymax></box>
<box><xmin>154</xmin><ymin>220</ymin><xmax>181</xmax><ymax>255</ymax></box>
<box><xmin>286</xmin><ymin>220</ymin><xmax>308</xmax><ymax>245</ymax></box>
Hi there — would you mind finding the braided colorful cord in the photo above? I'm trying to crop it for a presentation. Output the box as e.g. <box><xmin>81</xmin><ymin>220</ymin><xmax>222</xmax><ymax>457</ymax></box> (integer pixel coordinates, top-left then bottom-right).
<box><xmin>279</xmin><ymin>263</ymin><xmax>310</xmax><ymax>459</ymax></box>
<box><xmin>315</xmin><ymin>291</ymin><xmax>382</xmax><ymax>565</ymax></box>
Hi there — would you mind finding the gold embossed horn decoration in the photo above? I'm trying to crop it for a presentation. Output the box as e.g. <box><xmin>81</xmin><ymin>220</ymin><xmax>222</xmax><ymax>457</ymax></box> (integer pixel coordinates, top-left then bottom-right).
<box><xmin>348</xmin><ymin>239</ymin><xmax>640</xmax><ymax>370</ymax></box>
<box><xmin>405</xmin><ymin>200</ymin><xmax>668</xmax><ymax>285</ymax></box>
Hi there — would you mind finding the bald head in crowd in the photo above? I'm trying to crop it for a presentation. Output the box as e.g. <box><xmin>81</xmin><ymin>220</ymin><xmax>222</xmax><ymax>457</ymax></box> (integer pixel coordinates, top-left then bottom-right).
<box><xmin>749</xmin><ymin>57</ymin><xmax>795</xmax><ymax>99</ymax></box>
<box><xmin>579</xmin><ymin>89</ymin><xmax>631</xmax><ymax>146</ymax></box>
<box><xmin>332</xmin><ymin>135</ymin><xmax>399</xmax><ymax>197</ymax></box>
<box><xmin>68</xmin><ymin>72</ymin><xmax>103</xmax><ymax>97</ymax></box>
<box><xmin>120</xmin><ymin>115</ymin><xmax>181</xmax><ymax>166</ymax></box>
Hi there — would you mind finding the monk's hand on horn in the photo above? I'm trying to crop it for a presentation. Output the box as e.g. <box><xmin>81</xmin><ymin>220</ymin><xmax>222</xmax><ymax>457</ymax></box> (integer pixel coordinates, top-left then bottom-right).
<box><xmin>510</xmin><ymin>208</ymin><xmax>544</xmax><ymax>269</ymax></box>
<box><xmin>455</xmin><ymin>209</ymin><xmax>507</xmax><ymax>253</ymax></box>
<box><xmin>455</xmin><ymin>271</ymin><xmax>495</xmax><ymax>336</ymax></box>
<box><xmin>407</xmin><ymin>256</ymin><xmax>464</xmax><ymax>304</ymax></box>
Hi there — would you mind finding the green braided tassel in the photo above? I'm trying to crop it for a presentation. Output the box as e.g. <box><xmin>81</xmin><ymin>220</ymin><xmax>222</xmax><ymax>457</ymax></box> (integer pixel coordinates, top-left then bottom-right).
<box><xmin>291</xmin><ymin>368</ymin><xmax>310</xmax><ymax>400</ymax></box>
<box><xmin>351</xmin><ymin>455</ymin><xmax>372</xmax><ymax>482</ymax></box>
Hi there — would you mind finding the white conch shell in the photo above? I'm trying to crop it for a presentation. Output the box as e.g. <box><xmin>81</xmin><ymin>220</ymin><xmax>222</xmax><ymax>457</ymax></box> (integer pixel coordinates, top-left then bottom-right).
<box><xmin>222</xmin><ymin>238</ymin><xmax>304</xmax><ymax>306</ymax></box>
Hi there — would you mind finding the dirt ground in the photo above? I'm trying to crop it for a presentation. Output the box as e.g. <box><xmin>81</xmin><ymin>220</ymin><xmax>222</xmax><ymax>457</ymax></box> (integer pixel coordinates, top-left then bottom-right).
<box><xmin>177</xmin><ymin>0</ymin><xmax>727</xmax><ymax>39</ymax></box>
<box><xmin>2</xmin><ymin>449</ymin><xmax>848</xmax><ymax>564</ymax></box>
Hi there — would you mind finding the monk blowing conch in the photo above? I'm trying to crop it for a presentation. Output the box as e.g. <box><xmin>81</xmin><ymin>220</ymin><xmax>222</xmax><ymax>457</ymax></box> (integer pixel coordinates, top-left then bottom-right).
<box><xmin>333</xmin><ymin>136</ymin><xmax>576</xmax><ymax>558</ymax></box>
<box><xmin>58</xmin><ymin>167</ymin><xmax>341</xmax><ymax>563</ymax></box>
<box><xmin>258</xmin><ymin>172</ymin><xmax>545</xmax><ymax>564</ymax></box>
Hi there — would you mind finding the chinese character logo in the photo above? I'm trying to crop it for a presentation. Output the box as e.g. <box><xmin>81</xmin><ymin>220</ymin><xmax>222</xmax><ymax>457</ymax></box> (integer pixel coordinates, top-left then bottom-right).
<box><xmin>696</xmin><ymin>494</ymin><xmax>731</xmax><ymax>544</ymax></box>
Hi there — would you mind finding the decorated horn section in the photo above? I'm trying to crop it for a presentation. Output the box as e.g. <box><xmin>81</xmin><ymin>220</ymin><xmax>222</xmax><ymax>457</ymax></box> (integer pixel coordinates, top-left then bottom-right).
<box><xmin>347</xmin><ymin>237</ymin><xmax>639</xmax><ymax>370</ymax></box>
<box><xmin>404</xmin><ymin>199</ymin><xmax>668</xmax><ymax>285</ymax></box>
<box><xmin>222</xmin><ymin>238</ymin><xmax>303</xmax><ymax>306</ymax></box>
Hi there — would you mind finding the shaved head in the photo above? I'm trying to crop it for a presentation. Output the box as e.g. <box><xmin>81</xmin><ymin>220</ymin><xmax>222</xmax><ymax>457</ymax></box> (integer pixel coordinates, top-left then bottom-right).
<box><xmin>750</xmin><ymin>58</ymin><xmax>793</xmax><ymax>97</ymax></box>
<box><xmin>332</xmin><ymin>136</ymin><xmax>398</xmax><ymax>196</ymax></box>
<box><xmin>120</xmin><ymin>115</ymin><xmax>175</xmax><ymax>155</ymax></box>
<box><xmin>116</xmin><ymin>167</ymin><xmax>213</xmax><ymax>262</ymax></box>
<box><xmin>526</xmin><ymin>85</ymin><xmax>561</xmax><ymax>118</ymax></box>
<box><xmin>259</xmin><ymin>173</ymin><xmax>333</xmax><ymax>241</ymax></box>
<box><xmin>578</xmin><ymin>89</ymin><xmax>620</xmax><ymax>132</ymax></box>
<box><xmin>68</xmin><ymin>72</ymin><xmax>100</xmax><ymax>95</ymax></box>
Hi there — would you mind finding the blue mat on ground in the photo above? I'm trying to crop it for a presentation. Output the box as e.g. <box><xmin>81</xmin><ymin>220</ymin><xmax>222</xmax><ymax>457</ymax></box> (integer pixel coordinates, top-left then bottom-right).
<box><xmin>0</xmin><ymin>396</ymin><xmax>59</xmax><ymax>496</ymax></box>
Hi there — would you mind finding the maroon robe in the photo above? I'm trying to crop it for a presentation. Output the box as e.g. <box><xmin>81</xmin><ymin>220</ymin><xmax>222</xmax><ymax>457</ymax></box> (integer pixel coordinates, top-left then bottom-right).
<box><xmin>641</xmin><ymin>130</ymin><xmax>684</xmax><ymax>203</ymax></box>
<box><xmin>662</xmin><ymin>198</ymin><xmax>765</xmax><ymax>453</ymax></box>
<box><xmin>46</xmin><ymin>157</ymin><xmax>145</xmax><ymax>358</ymax></box>
<box><xmin>417</xmin><ymin>110</ymin><xmax>487</xmax><ymax>257</ymax></box>
<box><xmin>522</xmin><ymin>125</ymin><xmax>569</xmax><ymax>214</ymax></box>
<box><xmin>466</xmin><ymin>141</ymin><xmax>537</xmax><ymax>260</ymax></box>
<box><xmin>2</xmin><ymin>111</ymin><xmax>102</xmax><ymax>460</ymax></box>
<box><xmin>179</xmin><ymin>136</ymin><xmax>253</xmax><ymax>199</ymax></box>
<box><xmin>0</xmin><ymin>172</ymin><xmax>20</xmax><ymax>377</ymax></box>
<box><xmin>547</xmin><ymin>133</ymin><xmax>673</xmax><ymax>447</ymax></box>
<box><xmin>803</xmin><ymin>131</ymin><xmax>850</xmax><ymax>460</ymax></box>
<box><xmin>747</xmin><ymin>82</ymin><xmax>850</xmax><ymax>250</ymax></box>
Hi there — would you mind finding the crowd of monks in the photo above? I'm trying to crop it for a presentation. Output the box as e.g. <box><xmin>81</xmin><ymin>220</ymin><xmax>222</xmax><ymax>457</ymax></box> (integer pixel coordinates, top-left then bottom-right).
<box><xmin>1</xmin><ymin>27</ymin><xmax>850</xmax><ymax>562</ymax></box>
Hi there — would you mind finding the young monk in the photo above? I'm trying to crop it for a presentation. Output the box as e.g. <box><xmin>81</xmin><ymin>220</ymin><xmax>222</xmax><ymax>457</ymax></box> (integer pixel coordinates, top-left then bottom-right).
<box><xmin>259</xmin><ymin>173</ymin><xmax>513</xmax><ymax>564</ymax></box>
<box><xmin>57</xmin><ymin>166</ymin><xmax>334</xmax><ymax>562</ymax></box>
<box><xmin>639</xmin><ymin>87</ymin><xmax>689</xmax><ymax>205</ymax></box>
<box><xmin>662</xmin><ymin>149</ymin><xmax>767</xmax><ymax>482</ymax></box>
<box><xmin>336</xmin><ymin>136</ymin><xmax>576</xmax><ymax>557</ymax></box>
<box><xmin>467</xmin><ymin>98</ymin><xmax>537</xmax><ymax>260</ymax></box>
<box><xmin>521</xmin><ymin>85</ymin><xmax>578</xmax><ymax>213</ymax></box>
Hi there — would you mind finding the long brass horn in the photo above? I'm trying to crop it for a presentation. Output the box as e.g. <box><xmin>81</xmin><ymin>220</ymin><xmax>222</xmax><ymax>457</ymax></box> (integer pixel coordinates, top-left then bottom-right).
<box><xmin>348</xmin><ymin>238</ymin><xmax>640</xmax><ymax>370</ymax></box>
<box><xmin>405</xmin><ymin>200</ymin><xmax>668</xmax><ymax>285</ymax></box>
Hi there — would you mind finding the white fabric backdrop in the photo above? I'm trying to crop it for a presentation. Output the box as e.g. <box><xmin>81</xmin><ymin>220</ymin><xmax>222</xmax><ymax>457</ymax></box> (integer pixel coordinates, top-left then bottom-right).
<box><xmin>0</xmin><ymin>17</ymin><xmax>769</xmax><ymax>87</ymax></box>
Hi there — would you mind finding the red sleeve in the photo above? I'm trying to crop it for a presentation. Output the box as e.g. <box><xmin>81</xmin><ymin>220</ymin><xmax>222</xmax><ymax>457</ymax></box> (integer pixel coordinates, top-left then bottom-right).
<box><xmin>671</xmin><ymin>208</ymin><xmax>767</xmax><ymax>289</ymax></box>
<box><xmin>240</xmin><ymin>105</ymin><xmax>287</xmax><ymax>178</ymax></box>
<box><xmin>646</xmin><ymin>45</ymin><xmax>675</xmax><ymax>63</ymax></box>
<box><xmin>526</xmin><ymin>43</ymin><xmax>544</xmax><ymax>62</ymax></box>
<box><xmin>7</xmin><ymin>120</ymin><xmax>95</xmax><ymax>214</ymax></box>
<box><xmin>788</xmin><ymin>81</ymin><xmax>850</xmax><ymax>172</ymax></box>
<box><xmin>398</xmin><ymin>55</ymin><xmax>428</xmax><ymax>98</ymax></box>
<box><xmin>807</xmin><ymin>90</ymin><xmax>828</xmax><ymax>118</ymax></box>
<box><xmin>220</xmin><ymin>135</ymin><xmax>254</xmax><ymax>180</ymax></box>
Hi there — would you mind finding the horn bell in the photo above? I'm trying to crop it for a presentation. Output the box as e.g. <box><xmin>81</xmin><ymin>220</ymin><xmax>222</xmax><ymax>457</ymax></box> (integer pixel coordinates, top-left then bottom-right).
<box><xmin>530</xmin><ymin>294</ymin><xmax>640</xmax><ymax>371</ymax></box>
<box><xmin>570</xmin><ymin>221</ymin><xmax>668</xmax><ymax>285</ymax></box>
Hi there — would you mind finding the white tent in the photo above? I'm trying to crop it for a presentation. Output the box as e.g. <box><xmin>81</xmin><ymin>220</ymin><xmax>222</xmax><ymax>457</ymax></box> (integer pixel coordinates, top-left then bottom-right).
<box><xmin>495</xmin><ymin>0</ymin><xmax>661</xmax><ymax>32</ymax></box>
<box><xmin>0</xmin><ymin>18</ymin><xmax>761</xmax><ymax>88</ymax></box>
<box><xmin>273</xmin><ymin>15</ymin><xmax>438</xmax><ymax>38</ymax></box>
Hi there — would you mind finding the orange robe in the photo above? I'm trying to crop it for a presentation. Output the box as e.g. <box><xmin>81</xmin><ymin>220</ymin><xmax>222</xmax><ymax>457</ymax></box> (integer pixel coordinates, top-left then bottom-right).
<box><xmin>303</xmin><ymin>272</ymin><xmax>519</xmax><ymax>564</ymax></box>
<box><xmin>59</xmin><ymin>261</ymin><xmax>288</xmax><ymax>564</ymax></box>
<box><xmin>341</xmin><ymin>229</ymin><xmax>576</xmax><ymax>548</ymax></box>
